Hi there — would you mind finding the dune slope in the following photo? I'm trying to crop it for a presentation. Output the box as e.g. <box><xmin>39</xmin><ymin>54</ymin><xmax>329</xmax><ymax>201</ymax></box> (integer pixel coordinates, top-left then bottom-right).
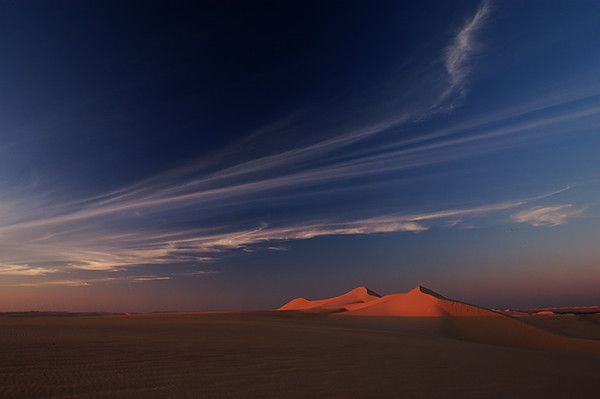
<box><xmin>280</xmin><ymin>285</ymin><xmax>600</xmax><ymax>354</ymax></box>
<box><xmin>278</xmin><ymin>286</ymin><xmax>380</xmax><ymax>312</ymax></box>
<box><xmin>343</xmin><ymin>285</ymin><xmax>506</xmax><ymax>317</ymax></box>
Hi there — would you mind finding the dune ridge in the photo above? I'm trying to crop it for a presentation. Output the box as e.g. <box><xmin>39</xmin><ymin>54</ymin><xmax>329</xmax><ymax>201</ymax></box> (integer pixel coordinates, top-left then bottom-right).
<box><xmin>278</xmin><ymin>286</ymin><xmax>380</xmax><ymax>312</ymax></box>
<box><xmin>278</xmin><ymin>285</ymin><xmax>600</xmax><ymax>354</ymax></box>
<box><xmin>278</xmin><ymin>285</ymin><xmax>499</xmax><ymax>317</ymax></box>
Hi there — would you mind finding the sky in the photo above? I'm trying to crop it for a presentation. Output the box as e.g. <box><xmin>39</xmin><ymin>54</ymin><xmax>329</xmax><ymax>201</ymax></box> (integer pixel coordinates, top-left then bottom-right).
<box><xmin>1</xmin><ymin>0</ymin><xmax>599</xmax><ymax>312</ymax></box>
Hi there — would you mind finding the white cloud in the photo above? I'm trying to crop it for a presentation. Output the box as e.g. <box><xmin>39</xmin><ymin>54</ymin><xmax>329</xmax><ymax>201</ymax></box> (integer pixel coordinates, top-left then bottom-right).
<box><xmin>0</xmin><ymin>264</ymin><xmax>58</xmax><ymax>276</ymax></box>
<box><xmin>0</xmin><ymin>186</ymin><xmax>571</xmax><ymax>274</ymax></box>
<box><xmin>7</xmin><ymin>1</ymin><xmax>599</xmax><ymax>278</ymax></box>
<box><xmin>511</xmin><ymin>204</ymin><xmax>585</xmax><ymax>227</ymax></box>
<box><xmin>13</xmin><ymin>280</ymin><xmax>91</xmax><ymax>287</ymax></box>
<box><xmin>133</xmin><ymin>276</ymin><xmax>172</xmax><ymax>282</ymax></box>
<box><xmin>9</xmin><ymin>270</ymin><xmax>218</xmax><ymax>287</ymax></box>
<box><xmin>444</xmin><ymin>0</ymin><xmax>492</xmax><ymax>97</ymax></box>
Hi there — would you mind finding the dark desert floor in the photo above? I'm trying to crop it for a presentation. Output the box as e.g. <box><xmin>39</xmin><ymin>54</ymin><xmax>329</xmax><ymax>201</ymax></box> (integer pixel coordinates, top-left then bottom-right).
<box><xmin>1</xmin><ymin>312</ymin><xmax>599</xmax><ymax>398</ymax></box>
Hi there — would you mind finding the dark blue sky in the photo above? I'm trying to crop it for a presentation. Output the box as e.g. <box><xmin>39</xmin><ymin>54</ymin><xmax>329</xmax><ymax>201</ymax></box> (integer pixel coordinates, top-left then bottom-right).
<box><xmin>1</xmin><ymin>0</ymin><xmax>599</xmax><ymax>311</ymax></box>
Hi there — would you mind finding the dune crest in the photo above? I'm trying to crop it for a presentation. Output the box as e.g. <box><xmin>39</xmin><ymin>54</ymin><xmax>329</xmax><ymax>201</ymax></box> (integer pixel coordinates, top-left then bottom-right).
<box><xmin>278</xmin><ymin>286</ymin><xmax>380</xmax><ymax>312</ymax></box>
<box><xmin>344</xmin><ymin>285</ymin><xmax>498</xmax><ymax>317</ymax></box>
<box><xmin>279</xmin><ymin>285</ymin><xmax>495</xmax><ymax>317</ymax></box>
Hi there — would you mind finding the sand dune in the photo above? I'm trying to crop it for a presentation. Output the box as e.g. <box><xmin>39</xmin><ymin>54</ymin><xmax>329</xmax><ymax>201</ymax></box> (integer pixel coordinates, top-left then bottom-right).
<box><xmin>343</xmin><ymin>285</ymin><xmax>497</xmax><ymax>317</ymax></box>
<box><xmin>278</xmin><ymin>286</ymin><xmax>380</xmax><ymax>311</ymax></box>
<box><xmin>279</xmin><ymin>285</ymin><xmax>600</xmax><ymax>354</ymax></box>
<box><xmin>279</xmin><ymin>285</ymin><xmax>512</xmax><ymax>317</ymax></box>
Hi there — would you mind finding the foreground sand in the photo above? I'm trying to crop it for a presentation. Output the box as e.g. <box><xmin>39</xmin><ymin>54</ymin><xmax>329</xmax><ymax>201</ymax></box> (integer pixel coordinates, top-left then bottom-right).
<box><xmin>1</xmin><ymin>312</ymin><xmax>599</xmax><ymax>398</ymax></box>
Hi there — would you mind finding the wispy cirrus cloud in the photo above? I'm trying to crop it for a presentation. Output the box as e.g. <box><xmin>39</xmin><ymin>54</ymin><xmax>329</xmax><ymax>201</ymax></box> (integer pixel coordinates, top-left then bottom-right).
<box><xmin>5</xmin><ymin>99</ymin><xmax>598</xmax><ymax>241</ymax></box>
<box><xmin>0</xmin><ymin>187</ymin><xmax>569</xmax><ymax>274</ymax></box>
<box><xmin>14</xmin><ymin>280</ymin><xmax>93</xmax><ymax>287</ymax></box>
<box><xmin>132</xmin><ymin>276</ymin><xmax>172</xmax><ymax>282</ymax></box>
<box><xmin>3</xmin><ymin>95</ymin><xmax>597</xmax><ymax>276</ymax></box>
<box><xmin>511</xmin><ymin>204</ymin><xmax>585</xmax><ymax>227</ymax></box>
<box><xmin>0</xmin><ymin>3</ymin><xmax>497</xmax><ymax>232</ymax></box>
<box><xmin>2</xmin><ymin>92</ymin><xmax>596</xmax><ymax>277</ymax></box>
<box><xmin>0</xmin><ymin>2</ymin><xmax>496</xmax><ymax>277</ymax></box>
<box><xmin>9</xmin><ymin>270</ymin><xmax>218</xmax><ymax>287</ymax></box>
<box><xmin>0</xmin><ymin>264</ymin><xmax>58</xmax><ymax>276</ymax></box>
<box><xmin>444</xmin><ymin>0</ymin><xmax>492</xmax><ymax>98</ymax></box>
<box><xmin>1</xmin><ymin>1</ymin><xmax>595</xmax><ymax>284</ymax></box>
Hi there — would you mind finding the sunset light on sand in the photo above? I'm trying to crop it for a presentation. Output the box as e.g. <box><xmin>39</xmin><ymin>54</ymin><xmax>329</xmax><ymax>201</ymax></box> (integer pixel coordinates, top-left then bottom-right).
<box><xmin>0</xmin><ymin>0</ymin><xmax>599</xmax><ymax>397</ymax></box>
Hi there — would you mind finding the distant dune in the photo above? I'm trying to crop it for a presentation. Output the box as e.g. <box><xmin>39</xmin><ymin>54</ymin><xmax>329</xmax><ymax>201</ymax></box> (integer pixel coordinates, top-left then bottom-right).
<box><xmin>507</xmin><ymin>306</ymin><xmax>600</xmax><ymax>315</ymax></box>
<box><xmin>278</xmin><ymin>286</ymin><xmax>380</xmax><ymax>311</ymax></box>
<box><xmin>279</xmin><ymin>285</ymin><xmax>600</xmax><ymax>354</ymax></box>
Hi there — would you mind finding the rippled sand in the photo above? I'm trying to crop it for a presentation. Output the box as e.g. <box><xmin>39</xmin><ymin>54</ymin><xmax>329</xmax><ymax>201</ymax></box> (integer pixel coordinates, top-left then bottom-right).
<box><xmin>1</xmin><ymin>312</ymin><xmax>599</xmax><ymax>398</ymax></box>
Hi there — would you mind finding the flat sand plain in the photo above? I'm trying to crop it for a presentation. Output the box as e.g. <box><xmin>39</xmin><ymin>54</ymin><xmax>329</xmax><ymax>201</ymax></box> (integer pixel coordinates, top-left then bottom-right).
<box><xmin>1</xmin><ymin>312</ymin><xmax>599</xmax><ymax>398</ymax></box>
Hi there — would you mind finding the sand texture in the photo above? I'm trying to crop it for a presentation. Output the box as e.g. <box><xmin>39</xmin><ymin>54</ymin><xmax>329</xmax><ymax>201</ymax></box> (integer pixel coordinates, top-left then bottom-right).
<box><xmin>1</xmin><ymin>308</ymin><xmax>599</xmax><ymax>398</ymax></box>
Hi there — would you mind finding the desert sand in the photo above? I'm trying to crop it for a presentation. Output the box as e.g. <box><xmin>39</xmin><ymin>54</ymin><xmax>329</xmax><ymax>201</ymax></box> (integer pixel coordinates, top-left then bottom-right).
<box><xmin>279</xmin><ymin>285</ymin><xmax>600</xmax><ymax>354</ymax></box>
<box><xmin>1</xmin><ymin>286</ymin><xmax>599</xmax><ymax>398</ymax></box>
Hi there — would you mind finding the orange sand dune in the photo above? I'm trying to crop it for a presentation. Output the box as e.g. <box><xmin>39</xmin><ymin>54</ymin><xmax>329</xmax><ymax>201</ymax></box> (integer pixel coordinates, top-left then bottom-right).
<box><xmin>278</xmin><ymin>286</ymin><xmax>380</xmax><ymax>311</ymax></box>
<box><xmin>343</xmin><ymin>285</ymin><xmax>497</xmax><ymax>317</ymax></box>
<box><xmin>280</xmin><ymin>285</ymin><xmax>501</xmax><ymax>317</ymax></box>
<box><xmin>279</xmin><ymin>285</ymin><xmax>600</xmax><ymax>354</ymax></box>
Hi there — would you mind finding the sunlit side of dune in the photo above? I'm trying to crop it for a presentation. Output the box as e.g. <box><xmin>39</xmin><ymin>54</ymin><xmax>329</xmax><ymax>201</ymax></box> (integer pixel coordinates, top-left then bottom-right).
<box><xmin>278</xmin><ymin>286</ymin><xmax>380</xmax><ymax>311</ymax></box>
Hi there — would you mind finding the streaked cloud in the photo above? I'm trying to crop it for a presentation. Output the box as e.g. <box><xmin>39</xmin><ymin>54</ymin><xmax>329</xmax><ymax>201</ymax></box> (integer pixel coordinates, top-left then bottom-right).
<box><xmin>266</xmin><ymin>246</ymin><xmax>289</xmax><ymax>251</ymax></box>
<box><xmin>4</xmin><ymin>99</ymin><xmax>596</xmax><ymax>242</ymax></box>
<box><xmin>0</xmin><ymin>79</ymin><xmax>590</xmax><ymax>276</ymax></box>
<box><xmin>0</xmin><ymin>0</ymin><xmax>595</xmax><ymax>286</ymax></box>
<box><xmin>444</xmin><ymin>0</ymin><xmax>492</xmax><ymax>98</ymax></box>
<box><xmin>14</xmin><ymin>280</ymin><xmax>92</xmax><ymax>287</ymax></box>
<box><xmin>0</xmin><ymin>3</ymin><xmax>500</xmax><ymax>241</ymax></box>
<box><xmin>133</xmin><ymin>276</ymin><xmax>172</xmax><ymax>282</ymax></box>
<box><xmin>9</xmin><ymin>270</ymin><xmax>218</xmax><ymax>287</ymax></box>
<box><xmin>0</xmin><ymin>264</ymin><xmax>58</xmax><ymax>276</ymax></box>
<box><xmin>511</xmin><ymin>204</ymin><xmax>585</xmax><ymax>226</ymax></box>
<box><xmin>0</xmin><ymin>188</ymin><xmax>569</xmax><ymax>275</ymax></box>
